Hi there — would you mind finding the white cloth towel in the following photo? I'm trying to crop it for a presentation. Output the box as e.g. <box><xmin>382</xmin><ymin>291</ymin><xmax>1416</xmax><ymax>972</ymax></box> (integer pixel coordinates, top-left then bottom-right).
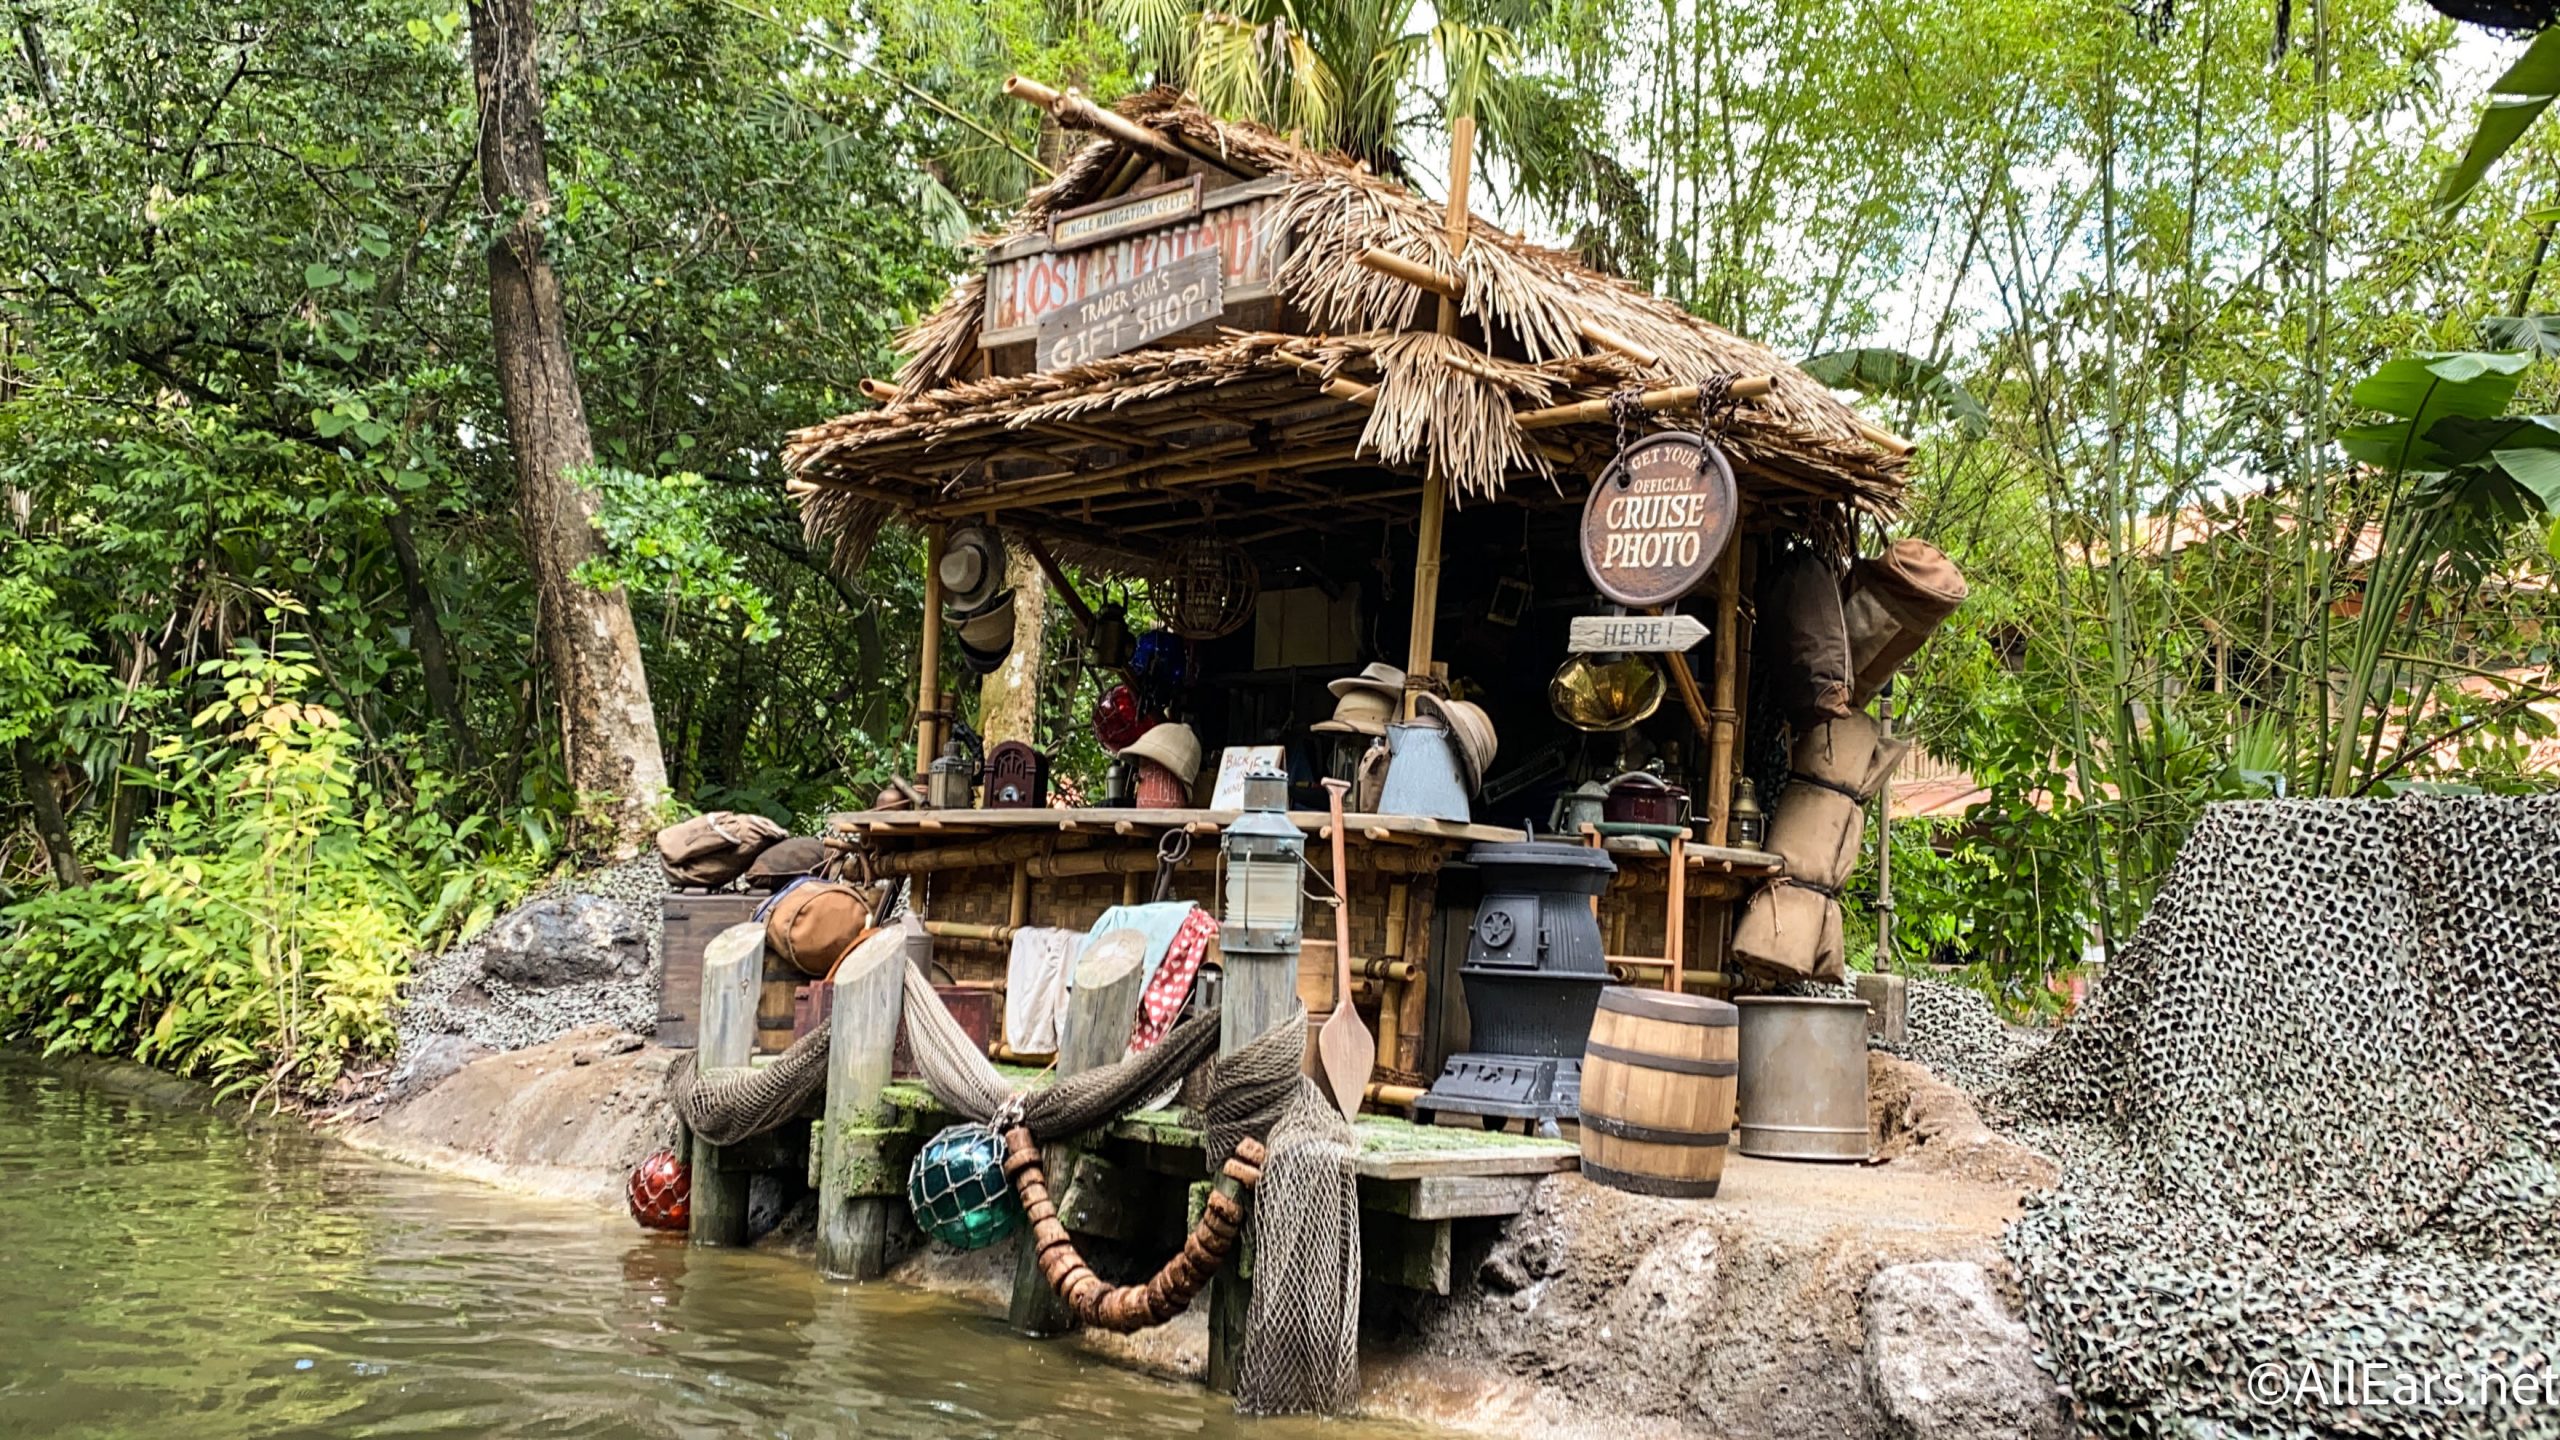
<box><xmin>1002</xmin><ymin>926</ymin><xmax>1080</xmax><ymax>1054</ymax></box>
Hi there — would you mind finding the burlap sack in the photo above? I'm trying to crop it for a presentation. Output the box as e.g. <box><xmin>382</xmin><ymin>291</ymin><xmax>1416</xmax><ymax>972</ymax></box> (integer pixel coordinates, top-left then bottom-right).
<box><xmin>1760</xmin><ymin>550</ymin><xmax>1853</xmax><ymax>724</ymax></box>
<box><xmin>1765</xmin><ymin>781</ymin><xmax>1866</xmax><ymax>890</ymax></box>
<box><xmin>1732</xmin><ymin>881</ymin><xmax>1845</xmax><ymax>982</ymax></box>
<box><xmin>764</xmin><ymin>878</ymin><xmax>873</xmax><ymax>978</ymax></box>
<box><xmin>657</xmin><ymin>811</ymin><xmax>785</xmax><ymax>888</ymax></box>
<box><xmin>1842</xmin><ymin>539</ymin><xmax>1966</xmax><ymax>704</ymax></box>
<box><xmin>1791</xmin><ymin>710</ymin><xmax>1882</xmax><ymax>790</ymax></box>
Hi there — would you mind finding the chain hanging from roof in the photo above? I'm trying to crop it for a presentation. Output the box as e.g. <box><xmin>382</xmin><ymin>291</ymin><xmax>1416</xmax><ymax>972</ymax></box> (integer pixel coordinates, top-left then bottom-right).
<box><xmin>1151</xmin><ymin>530</ymin><xmax>1260</xmax><ymax>640</ymax></box>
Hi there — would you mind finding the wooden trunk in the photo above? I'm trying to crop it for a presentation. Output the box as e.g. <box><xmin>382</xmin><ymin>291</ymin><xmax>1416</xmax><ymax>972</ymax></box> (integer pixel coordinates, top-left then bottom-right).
<box><xmin>1577</xmin><ymin>987</ymin><xmax>1739</xmax><ymax>1199</ymax></box>
<box><xmin>757</xmin><ymin>946</ymin><xmax>800</xmax><ymax>1055</ymax></box>
<box><xmin>659</xmin><ymin>891</ymin><xmax>765</xmax><ymax>1048</ymax></box>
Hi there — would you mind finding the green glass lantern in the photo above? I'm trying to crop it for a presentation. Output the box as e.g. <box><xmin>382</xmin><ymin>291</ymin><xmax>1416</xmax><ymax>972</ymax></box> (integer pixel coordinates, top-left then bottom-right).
<box><xmin>907</xmin><ymin>1123</ymin><xmax>1023</xmax><ymax>1250</ymax></box>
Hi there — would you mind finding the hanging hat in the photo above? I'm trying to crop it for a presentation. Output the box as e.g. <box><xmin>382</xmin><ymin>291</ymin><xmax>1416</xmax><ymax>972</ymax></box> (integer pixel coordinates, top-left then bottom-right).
<box><xmin>1312</xmin><ymin>685</ymin><xmax>1395</xmax><ymax>737</ymax></box>
<box><xmin>1549</xmin><ymin>653</ymin><xmax>1666</xmax><ymax>733</ymax></box>
<box><xmin>955</xmin><ymin>633</ymin><xmax>1011</xmax><ymax>676</ymax></box>
<box><xmin>1328</xmin><ymin>661</ymin><xmax>1406</xmax><ymax>699</ymax></box>
<box><xmin>956</xmin><ymin>590</ymin><xmax>1016</xmax><ymax>651</ymax></box>
<box><xmin>939</xmin><ymin>525</ymin><xmax>1008</xmax><ymax>617</ymax></box>
<box><xmin>1415</xmin><ymin>692</ymin><xmax>1499</xmax><ymax>794</ymax></box>
<box><xmin>1122</xmin><ymin>722</ymin><xmax>1202</xmax><ymax>786</ymax></box>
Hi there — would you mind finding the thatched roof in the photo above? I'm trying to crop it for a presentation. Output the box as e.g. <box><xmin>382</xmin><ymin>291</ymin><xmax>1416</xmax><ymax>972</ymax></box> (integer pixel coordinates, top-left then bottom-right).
<box><xmin>786</xmin><ymin>89</ymin><xmax>1905</xmax><ymax>568</ymax></box>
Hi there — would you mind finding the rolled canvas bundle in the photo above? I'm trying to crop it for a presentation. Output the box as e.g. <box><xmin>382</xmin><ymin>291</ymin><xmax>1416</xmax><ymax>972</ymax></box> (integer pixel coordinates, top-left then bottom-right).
<box><xmin>1759</xmin><ymin>550</ymin><xmax>1854</xmax><ymax>725</ymax></box>
<box><xmin>1841</xmin><ymin>540</ymin><xmax>1966</xmax><ymax>705</ymax></box>
<box><xmin>1734</xmin><ymin>711</ymin><xmax>1908</xmax><ymax>982</ymax></box>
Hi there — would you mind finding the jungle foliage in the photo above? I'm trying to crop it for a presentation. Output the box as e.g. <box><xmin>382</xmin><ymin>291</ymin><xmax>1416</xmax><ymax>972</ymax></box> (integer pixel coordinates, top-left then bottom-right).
<box><xmin>7</xmin><ymin>0</ymin><xmax>2560</xmax><ymax>1080</ymax></box>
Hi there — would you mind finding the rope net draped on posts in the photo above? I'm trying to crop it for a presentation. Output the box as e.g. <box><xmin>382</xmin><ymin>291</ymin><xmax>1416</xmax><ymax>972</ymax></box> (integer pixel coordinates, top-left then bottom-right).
<box><xmin>668</xmin><ymin>962</ymin><xmax>1362</xmax><ymax>1415</ymax></box>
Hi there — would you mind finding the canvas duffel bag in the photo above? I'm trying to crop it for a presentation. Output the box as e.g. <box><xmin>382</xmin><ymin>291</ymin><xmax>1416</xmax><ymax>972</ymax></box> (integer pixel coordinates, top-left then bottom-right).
<box><xmin>761</xmin><ymin>877</ymin><xmax>875</xmax><ymax>978</ymax></box>
<box><xmin>1842</xmin><ymin>539</ymin><xmax>1967</xmax><ymax>705</ymax></box>
<box><xmin>657</xmin><ymin>811</ymin><xmax>786</xmax><ymax>888</ymax></box>
<box><xmin>1759</xmin><ymin>549</ymin><xmax>1854</xmax><ymax>725</ymax></box>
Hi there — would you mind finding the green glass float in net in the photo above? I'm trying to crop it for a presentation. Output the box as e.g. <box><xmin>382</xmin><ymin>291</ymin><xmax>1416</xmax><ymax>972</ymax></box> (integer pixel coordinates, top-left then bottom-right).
<box><xmin>907</xmin><ymin>1122</ymin><xmax>1023</xmax><ymax>1250</ymax></box>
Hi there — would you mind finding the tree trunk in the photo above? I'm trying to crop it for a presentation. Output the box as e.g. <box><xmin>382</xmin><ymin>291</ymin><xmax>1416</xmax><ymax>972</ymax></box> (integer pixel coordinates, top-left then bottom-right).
<box><xmin>468</xmin><ymin>0</ymin><xmax>666</xmax><ymax>851</ymax></box>
<box><xmin>14</xmin><ymin>739</ymin><xmax>83</xmax><ymax>888</ymax></box>
<box><xmin>383</xmin><ymin>507</ymin><xmax>483</xmax><ymax>774</ymax></box>
<box><xmin>975</xmin><ymin>544</ymin><xmax>1048</xmax><ymax>748</ymax></box>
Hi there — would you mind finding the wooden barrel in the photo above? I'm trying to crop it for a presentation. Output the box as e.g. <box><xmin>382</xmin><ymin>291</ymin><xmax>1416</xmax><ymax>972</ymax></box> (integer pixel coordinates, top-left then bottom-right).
<box><xmin>1577</xmin><ymin>986</ymin><xmax>1739</xmax><ymax>1198</ymax></box>
<box><xmin>755</xmin><ymin>946</ymin><xmax>800</xmax><ymax>1055</ymax></box>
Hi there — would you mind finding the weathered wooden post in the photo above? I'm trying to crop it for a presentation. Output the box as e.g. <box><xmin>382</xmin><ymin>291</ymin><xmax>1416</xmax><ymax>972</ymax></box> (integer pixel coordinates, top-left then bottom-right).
<box><xmin>817</xmin><ymin>932</ymin><xmax>907</xmax><ymax>1279</ymax></box>
<box><xmin>689</xmin><ymin>922</ymin><xmax>762</xmax><ymax>1248</ymax></box>
<box><xmin>1007</xmin><ymin>935</ymin><xmax>1146</xmax><ymax>1334</ymax></box>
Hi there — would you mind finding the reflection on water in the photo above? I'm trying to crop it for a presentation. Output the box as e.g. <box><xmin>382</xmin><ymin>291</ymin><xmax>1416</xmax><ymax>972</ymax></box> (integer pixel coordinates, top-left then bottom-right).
<box><xmin>0</xmin><ymin>1054</ymin><xmax>1429</xmax><ymax>1439</ymax></box>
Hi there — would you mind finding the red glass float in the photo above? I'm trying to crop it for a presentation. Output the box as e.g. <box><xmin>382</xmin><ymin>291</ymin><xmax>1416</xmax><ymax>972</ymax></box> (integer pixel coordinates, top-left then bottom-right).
<box><xmin>627</xmin><ymin>1149</ymin><xmax>691</xmax><ymax>1231</ymax></box>
<box><xmin>1091</xmin><ymin>684</ymin><xmax>1157</xmax><ymax>752</ymax></box>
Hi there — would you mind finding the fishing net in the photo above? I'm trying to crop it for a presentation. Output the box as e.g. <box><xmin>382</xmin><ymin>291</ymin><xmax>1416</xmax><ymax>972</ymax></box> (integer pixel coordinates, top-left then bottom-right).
<box><xmin>1999</xmin><ymin>795</ymin><xmax>2560</xmax><ymax>1439</ymax></box>
<box><xmin>665</xmin><ymin>1026</ymin><xmax>830</xmax><ymax>1144</ymax></box>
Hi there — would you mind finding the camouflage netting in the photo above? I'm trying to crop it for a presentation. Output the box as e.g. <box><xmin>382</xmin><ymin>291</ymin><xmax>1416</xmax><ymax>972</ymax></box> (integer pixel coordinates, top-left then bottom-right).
<box><xmin>2000</xmin><ymin>796</ymin><xmax>2560</xmax><ymax>1439</ymax></box>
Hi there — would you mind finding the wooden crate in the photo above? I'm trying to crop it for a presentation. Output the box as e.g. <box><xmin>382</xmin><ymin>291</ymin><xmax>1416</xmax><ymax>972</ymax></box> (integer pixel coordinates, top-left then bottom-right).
<box><xmin>659</xmin><ymin>890</ymin><xmax>764</xmax><ymax>1048</ymax></box>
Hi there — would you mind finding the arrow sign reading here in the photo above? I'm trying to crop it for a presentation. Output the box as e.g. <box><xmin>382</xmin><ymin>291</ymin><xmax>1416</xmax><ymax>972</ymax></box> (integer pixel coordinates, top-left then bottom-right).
<box><xmin>1569</xmin><ymin>613</ymin><xmax>1709</xmax><ymax>654</ymax></box>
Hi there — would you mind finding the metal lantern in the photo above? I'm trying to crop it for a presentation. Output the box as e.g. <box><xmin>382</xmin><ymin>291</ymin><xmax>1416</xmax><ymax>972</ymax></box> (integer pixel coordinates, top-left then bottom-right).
<box><xmin>1219</xmin><ymin>765</ymin><xmax>1304</xmax><ymax>955</ymax></box>
<box><xmin>1151</xmin><ymin>536</ymin><xmax>1260</xmax><ymax>640</ymax></box>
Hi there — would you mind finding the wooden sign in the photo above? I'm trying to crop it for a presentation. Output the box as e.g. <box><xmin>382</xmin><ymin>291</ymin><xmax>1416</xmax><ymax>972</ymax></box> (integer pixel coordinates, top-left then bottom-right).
<box><xmin>1050</xmin><ymin>176</ymin><xmax>1203</xmax><ymax>252</ymax></box>
<box><xmin>1578</xmin><ymin>431</ymin><xmax>1738</xmax><ymax>608</ymax></box>
<box><xmin>1568</xmin><ymin>613</ymin><xmax>1709</xmax><ymax>654</ymax></box>
<box><xmin>1035</xmin><ymin>249</ymin><xmax>1224</xmax><ymax>371</ymax></box>
<box><xmin>982</xmin><ymin>179</ymin><xmax>1283</xmax><ymax>344</ymax></box>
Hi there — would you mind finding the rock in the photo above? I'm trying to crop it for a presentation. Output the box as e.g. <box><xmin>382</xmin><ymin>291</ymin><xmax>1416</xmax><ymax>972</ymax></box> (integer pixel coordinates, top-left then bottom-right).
<box><xmin>1864</xmin><ymin>1261</ymin><xmax>2068</xmax><ymax>1439</ymax></box>
<box><xmin>478</xmin><ymin>893</ymin><xmax>650</xmax><ymax>987</ymax></box>
<box><xmin>385</xmin><ymin>1033</ymin><xmax>493</xmax><ymax>1103</ymax></box>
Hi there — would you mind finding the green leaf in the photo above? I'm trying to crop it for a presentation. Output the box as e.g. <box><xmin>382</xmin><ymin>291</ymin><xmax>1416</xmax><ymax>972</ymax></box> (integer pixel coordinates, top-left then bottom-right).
<box><xmin>1800</xmin><ymin>346</ymin><xmax>1989</xmax><ymax>438</ymax></box>
<box><xmin>310</xmin><ymin>408</ymin><xmax>351</xmax><ymax>438</ymax></box>
<box><xmin>2491</xmin><ymin>446</ymin><xmax>2560</xmax><ymax>512</ymax></box>
<box><xmin>2343</xmin><ymin>353</ymin><xmax>2534</xmax><ymax>472</ymax></box>
<box><xmin>2437</xmin><ymin>29</ymin><xmax>2560</xmax><ymax>211</ymax></box>
<box><xmin>303</xmin><ymin>263</ymin><xmax>343</xmax><ymax>290</ymax></box>
<box><xmin>2476</xmin><ymin>315</ymin><xmax>2560</xmax><ymax>356</ymax></box>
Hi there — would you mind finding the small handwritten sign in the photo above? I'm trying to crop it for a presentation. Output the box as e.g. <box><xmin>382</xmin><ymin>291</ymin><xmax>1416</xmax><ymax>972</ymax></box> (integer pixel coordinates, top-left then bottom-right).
<box><xmin>1568</xmin><ymin>613</ymin><xmax>1709</xmax><ymax>654</ymax></box>
<box><xmin>1036</xmin><ymin>250</ymin><xmax>1225</xmax><ymax>370</ymax></box>
<box><xmin>1578</xmin><ymin>431</ymin><xmax>1738</xmax><ymax>608</ymax></box>
<box><xmin>1050</xmin><ymin>177</ymin><xmax>1203</xmax><ymax>252</ymax></box>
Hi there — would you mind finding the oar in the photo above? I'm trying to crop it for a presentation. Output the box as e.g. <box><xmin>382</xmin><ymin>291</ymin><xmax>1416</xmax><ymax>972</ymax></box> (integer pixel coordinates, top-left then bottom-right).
<box><xmin>1313</xmin><ymin>779</ymin><xmax>1372</xmax><ymax>1123</ymax></box>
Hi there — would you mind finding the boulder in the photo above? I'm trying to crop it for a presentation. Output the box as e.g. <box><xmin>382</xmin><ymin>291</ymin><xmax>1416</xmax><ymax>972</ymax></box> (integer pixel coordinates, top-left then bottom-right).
<box><xmin>478</xmin><ymin>893</ymin><xmax>651</xmax><ymax>988</ymax></box>
<box><xmin>1864</xmin><ymin>1261</ymin><xmax>2068</xmax><ymax>1439</ymax></box>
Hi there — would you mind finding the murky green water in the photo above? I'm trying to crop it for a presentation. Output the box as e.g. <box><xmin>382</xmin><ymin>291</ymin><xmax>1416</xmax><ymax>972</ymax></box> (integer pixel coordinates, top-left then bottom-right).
<box><xmin>0</xmin><ymin>1054</ymin><xmax>1433</xmax><ymax>1439</ymax></box>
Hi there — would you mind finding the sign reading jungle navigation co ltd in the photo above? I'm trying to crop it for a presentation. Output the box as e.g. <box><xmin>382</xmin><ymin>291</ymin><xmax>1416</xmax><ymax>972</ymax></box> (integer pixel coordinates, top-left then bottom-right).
<box><xmin>1578</xmin><ymin>431</ymin><xmax>1739</xmax><ymax>608</ymax></box>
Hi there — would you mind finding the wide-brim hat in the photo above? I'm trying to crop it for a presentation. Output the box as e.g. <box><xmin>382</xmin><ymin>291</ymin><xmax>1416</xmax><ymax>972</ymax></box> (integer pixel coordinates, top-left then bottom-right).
<box><xmin>955</xmin><ymin>590</ymin><xmax>1016</xmax><ymax>651</ymax></box>
<box><xmin>1328</xmin><ymin>661</ymin><xmax>1406</xmax><ymax>699</ymax></box>
<box><xmin>1122</xmin><ymin>721</ymin><xmax>1202</xmax><ymax>786</ymax></box>
<box><xmin>938</xmin><ymin>525</ymin><xmax>1008</xmax><ymax>616</ymax></box>
<box><xmin>1550</xmin><ymin>653</ymin><xmax>1665</xmax><ymax>733</ymax></box>
<box><xmin>1312</xmin><ymin>686</ymin><xmax>1394</xmax><ymax>737</ymax></box>
<box><xmin>1414</xmin><ymin>693</ymin><xmax>1498</xmax><ymax>793</ymax></box>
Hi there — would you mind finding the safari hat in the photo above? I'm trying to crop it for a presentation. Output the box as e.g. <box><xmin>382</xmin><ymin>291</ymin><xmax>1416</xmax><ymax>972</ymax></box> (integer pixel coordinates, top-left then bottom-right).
<box><xmin>1414</xmin><ymin>693</ymin><xmax>1498</xmax><ymax>793</ymax></box>
<box><xmin>1328</xmin><ymin>661</ymin><xmax>1406</xmax><ymax>699</ymax></box>
<box><xmin>938</xmin><ymin>525</ymin><xmax>1008</xmax><ymax>616</ymax></box>
<box><xmin>956</xmin><ymin>590</ymin><xmax>1016</xmax><ymax>651</ymax></box>
<box><xmin>1312</xmin><ymin>685</ymin><xmax>1395</xmax><ymax>737</ymax></box>
<box><xmin>1122</xmin><ymin>722</ymin><xmax>1202</xmax><ymax>786</ymax></box>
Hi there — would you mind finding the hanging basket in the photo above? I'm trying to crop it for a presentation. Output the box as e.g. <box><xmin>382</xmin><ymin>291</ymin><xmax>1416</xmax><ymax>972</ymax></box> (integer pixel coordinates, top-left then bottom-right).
<box><xmin>907</xmin><ymin>1122</ymin><xmax>1023</xmax><ymax>1250</ymax></box>
<box><xmin>1150</xmin><ymin>537</ymin><xmax>1259</xmax><ymax>640</ymax></box>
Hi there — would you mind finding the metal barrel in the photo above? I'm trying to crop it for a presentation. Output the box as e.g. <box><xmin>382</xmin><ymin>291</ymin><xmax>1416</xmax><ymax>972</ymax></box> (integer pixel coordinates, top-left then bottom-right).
<box><xmin>1734</xmin><ymin>996</ymin><xmax>1872</xmax><ymax>1161</ymax></box>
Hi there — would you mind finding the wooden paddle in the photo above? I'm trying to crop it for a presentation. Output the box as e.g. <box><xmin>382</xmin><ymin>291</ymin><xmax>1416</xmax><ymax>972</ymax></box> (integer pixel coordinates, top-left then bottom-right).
<box><xmin>1314</xmin><ymin>778</ymin><xmax>1371</xmax><ymax>1122</ymax></box>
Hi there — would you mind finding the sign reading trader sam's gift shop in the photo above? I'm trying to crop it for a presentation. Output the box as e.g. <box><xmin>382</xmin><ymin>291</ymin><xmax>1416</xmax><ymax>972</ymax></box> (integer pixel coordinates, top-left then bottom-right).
<box><xmin>1578</xmin><ymin>431</ymin><xmax>1740</xmax><ymax>608</ymax></box>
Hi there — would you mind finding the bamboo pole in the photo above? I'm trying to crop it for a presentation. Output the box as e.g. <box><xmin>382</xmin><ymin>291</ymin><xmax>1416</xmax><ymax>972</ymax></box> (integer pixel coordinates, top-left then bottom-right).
<box><xmin>916</xmin><ymin>524</ymin><xmax>948</xmax><ymax>774</ymax></box>
<box><xmin>1513</xmin><ymin>380</ymin><xmax>1771</xmax><ymax>432</ymax></box>
<box><xmin>1002</xmin><ymin>75</ymin><xmax>1190</xmax><ymax>170</ymax></box>
<box><xmin>858</xmin><ymin>377</ymin><xmax>898</xmax><ymax>403</ymax></box>
<box><xmin>1402</xmin><ymin>115</ymin><xmax>1473</xmax><ymax>721</ymax></box>
<box><xmin>1704</xmin><ymin>547</ymin><xmax>1743</xmax><ymax>846</ymax></box>
<box><xmin>1275</xmin><ymin>351</ymin><xmax>1378</xmax><ymax>407</ymax></box>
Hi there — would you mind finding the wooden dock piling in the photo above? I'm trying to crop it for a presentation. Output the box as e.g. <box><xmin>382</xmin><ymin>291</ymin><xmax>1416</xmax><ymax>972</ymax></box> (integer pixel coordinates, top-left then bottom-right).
<box><xmin>689</xmin><ymin>933</ymin><xmax>761</xmax><ymax>1247</ymax></box>
<box><xmin>817</xmin><ymin>936</ymin><xmax>907</xmax><ymax>1279</ymax></box>
<box><xmin>1007</xmin><ymin>936</ymin><xmax>1145</xmax><ymax>1335</ymax></box>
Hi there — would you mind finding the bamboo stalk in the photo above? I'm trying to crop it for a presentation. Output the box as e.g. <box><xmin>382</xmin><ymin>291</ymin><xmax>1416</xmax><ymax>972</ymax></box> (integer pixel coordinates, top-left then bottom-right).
<box><xmin>1002</xmin><ymin>75</ymin><xmax>1190</xmax><ymax>169</ymax></box>
<box><xmin>916</xmin><ymin>524</ymin><xmax>947</xmax><ymax>774</ymax></box>
<box><xmin>1855</xmin><ymin>419</ymin><xmax>1917</xmax><ymax>456</ymax></box>
<box><xmin>1514</xmin><ymin>380</ymin><xmax>1772</xmax><ymax>432</ymax></box>
<box><xmin>1020</xmin><ymin>535</ymin><xmax>1099</xmax><ymax>636</ymax></box>
<box><xmin>1705</xmin><ymin>551</ymin><xmax>1743</xmax><ymax>847</ymax></box>
<box><xmin>1354</xmin><ymin>247</ymin><xmax>1664</xmax><ymax>366</ymax></box>
<box><xmin>859</xmin><ymin>377</ymin><xmax>898</xmax><ymax>403</ymax></box>
<box><xmin>1404</xmin><ymin>116</ymin><xmax>1473</xmax><ymax>721</ymax></box>
<box><xmin>1275</xmin><ymin>351</ymin><xmax>1378</xmax><ymax>407</ymax></box>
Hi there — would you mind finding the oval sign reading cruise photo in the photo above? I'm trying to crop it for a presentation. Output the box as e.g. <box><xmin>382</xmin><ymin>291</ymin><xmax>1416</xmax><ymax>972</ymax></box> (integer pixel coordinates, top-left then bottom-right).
<box><xmin>1578</xmin><ymin>431</ymin><xmax>1739</xmax><ymax>608</ymax></box>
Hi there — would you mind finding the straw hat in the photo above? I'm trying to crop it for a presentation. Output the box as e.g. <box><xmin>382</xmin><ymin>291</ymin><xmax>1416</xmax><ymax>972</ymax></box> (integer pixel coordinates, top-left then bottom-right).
<box><xmin>938</xmin><ymin>525</ymin><xmax>1008</xmax><ymax>616</ymax></box>
<box><xmin>1122</xmin><ymin>721</ymin><xmax>1202</xmax><ymax>786</ymax></box>
<box><xmin>1415</xmin><ymin>693</ymin><xmax>1498</xmax><ymax>793</ymax></box>
<box><xmin>1549</xmin><ymin>653</ymin><xmax>1665</xmax><ymax>732</ymax></box>
<box><xmin>1312</xmin><ymin>685</ymin><xmax>1395</xmax><ymax>737</ymax></box>
<box><xmin>1328</xmin><ymin>661</ymin><xmax>1405</xmax><ymax>699</ymax></box>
